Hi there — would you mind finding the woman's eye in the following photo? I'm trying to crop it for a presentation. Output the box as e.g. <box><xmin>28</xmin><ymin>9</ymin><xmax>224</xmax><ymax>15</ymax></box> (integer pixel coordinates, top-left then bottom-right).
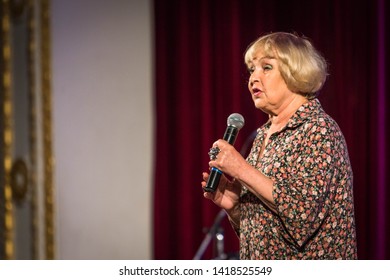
<box><xmin>263</xmin><ymin>64</ymin><xmax>273</xmax><ymax>71</ymax></box>
<box><xmin>248</xmin><ymin>67</ymin><xmax>255</xmax><ymax>74</ymax></box>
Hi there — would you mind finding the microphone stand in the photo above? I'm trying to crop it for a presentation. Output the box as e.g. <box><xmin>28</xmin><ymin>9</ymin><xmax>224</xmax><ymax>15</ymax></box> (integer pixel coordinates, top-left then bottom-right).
<box><xmin>193</xmin><ymin>209</ymin><xmax>226</xmax><ymax>260</ymax></box>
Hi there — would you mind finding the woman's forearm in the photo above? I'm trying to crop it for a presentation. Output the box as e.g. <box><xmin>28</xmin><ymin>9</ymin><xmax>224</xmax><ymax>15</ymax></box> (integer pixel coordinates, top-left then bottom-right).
<box><xmin>225</xmin><ymin>204</ymin><xmax>240</xmax><ymax>232</ymax></box>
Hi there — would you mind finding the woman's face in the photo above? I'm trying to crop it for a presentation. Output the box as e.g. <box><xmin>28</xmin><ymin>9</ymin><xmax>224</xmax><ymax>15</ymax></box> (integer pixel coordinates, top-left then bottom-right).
<box><xmin>247</xmin><ymin>50</ymin><xmax>294</xmax><ymax>115</ymax></box>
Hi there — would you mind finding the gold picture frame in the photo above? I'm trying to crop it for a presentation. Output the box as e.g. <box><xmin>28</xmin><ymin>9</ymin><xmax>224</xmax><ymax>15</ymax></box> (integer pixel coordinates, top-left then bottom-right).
<box><xmin>0</xmin><ymin>0</ymin><xmax>55</xmax><ymax>260</ymax></box>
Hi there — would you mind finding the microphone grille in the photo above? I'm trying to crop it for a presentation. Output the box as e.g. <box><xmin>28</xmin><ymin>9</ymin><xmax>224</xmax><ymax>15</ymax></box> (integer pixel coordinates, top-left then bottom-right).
<box><xmin>227</xmin><ymin>113</ymin><xmax>245</xmax><ymax>129</ymax></box>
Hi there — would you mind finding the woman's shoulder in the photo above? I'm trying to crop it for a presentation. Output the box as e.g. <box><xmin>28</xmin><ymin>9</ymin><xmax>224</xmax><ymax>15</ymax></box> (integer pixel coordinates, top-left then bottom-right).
<box><xmin>302</xmin><ymin>99</ymin><xmax>342</xmax><ymax>133</ymax></box>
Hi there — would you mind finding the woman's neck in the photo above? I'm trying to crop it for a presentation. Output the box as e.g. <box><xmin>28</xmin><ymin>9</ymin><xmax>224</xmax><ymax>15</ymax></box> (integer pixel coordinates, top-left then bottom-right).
<box><xmin>269</xmin><ymin>95</ymin><xmax>308</xmax><ymax>128</ymax></box>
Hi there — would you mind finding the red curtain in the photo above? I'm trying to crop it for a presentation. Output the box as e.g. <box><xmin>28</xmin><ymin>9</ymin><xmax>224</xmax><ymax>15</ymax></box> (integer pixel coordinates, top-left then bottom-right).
<box><xmin>153</xmin><ymin>0</ymin><xmax>390</xmax><ymax>260</ymax></box>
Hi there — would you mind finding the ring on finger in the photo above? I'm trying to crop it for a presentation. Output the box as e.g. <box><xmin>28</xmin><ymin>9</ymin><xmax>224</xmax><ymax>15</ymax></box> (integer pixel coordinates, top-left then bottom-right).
<box><xmin>208</xmin><ymin>147</ymin><xmax>220</xmax><ymax>161</ymax></box>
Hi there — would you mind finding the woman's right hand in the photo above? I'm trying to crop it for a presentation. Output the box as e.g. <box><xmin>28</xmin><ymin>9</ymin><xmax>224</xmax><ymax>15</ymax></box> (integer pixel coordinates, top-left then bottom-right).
<box><xmin>201</xmin><ymin>172</ymin><xmax>241</xmax><ymax>211</ymax></box>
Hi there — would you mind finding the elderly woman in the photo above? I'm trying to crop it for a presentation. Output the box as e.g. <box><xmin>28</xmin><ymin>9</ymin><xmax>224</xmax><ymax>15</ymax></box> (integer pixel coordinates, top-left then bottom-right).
<box><xmin>201</xmin><ymin>32</ymin><xmax>357</xmax><ymax>259</ymax></box>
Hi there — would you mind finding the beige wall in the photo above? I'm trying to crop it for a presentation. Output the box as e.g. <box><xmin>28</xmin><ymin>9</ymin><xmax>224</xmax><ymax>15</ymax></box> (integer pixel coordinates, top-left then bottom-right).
<box><xmin>52</xmin><ymin>0</ymin><xmax>153</xmax><ymax>259</ymax></box>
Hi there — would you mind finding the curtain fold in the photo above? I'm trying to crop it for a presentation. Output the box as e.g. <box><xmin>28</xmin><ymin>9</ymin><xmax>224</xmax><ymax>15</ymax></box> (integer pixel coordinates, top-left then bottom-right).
<box><xmin>153</xmin><ymin>0</ymin><xmax>390</xmax><ymax>259</ymax></box>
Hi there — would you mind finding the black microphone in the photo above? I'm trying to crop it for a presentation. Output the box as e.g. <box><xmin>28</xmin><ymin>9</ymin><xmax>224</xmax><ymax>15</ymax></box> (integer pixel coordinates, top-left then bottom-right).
<box><xmin>203</xmin><ymin>113</ymin><xmax>245</xmax><ymax>192</ymax></box>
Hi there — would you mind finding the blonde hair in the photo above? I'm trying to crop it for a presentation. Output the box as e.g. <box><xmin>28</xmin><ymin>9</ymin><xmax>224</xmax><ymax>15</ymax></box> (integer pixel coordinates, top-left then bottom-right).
<box><xmin>245</xmin><ymin>32</ymin><xmax>328</xmax><ymax>99</ymax></box>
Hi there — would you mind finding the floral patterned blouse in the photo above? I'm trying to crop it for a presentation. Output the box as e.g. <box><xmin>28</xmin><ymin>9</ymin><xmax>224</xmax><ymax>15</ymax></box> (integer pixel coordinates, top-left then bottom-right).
<box><xmin>239</xmin><ymin>98</ymin><xmax>357</xmax><ymax>259</ymax></box>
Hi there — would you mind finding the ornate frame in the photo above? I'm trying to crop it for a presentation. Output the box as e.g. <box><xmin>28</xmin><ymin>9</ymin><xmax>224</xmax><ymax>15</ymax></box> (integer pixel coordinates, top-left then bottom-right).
<box><xmin>1</xmin><ymin>0</ymin><xmax>14</xmax><ymax>260</ymax></box>
<box><xmin>0</xmin><ymin>0</ymin><xmax>54</xmax><ymax>260</ymax></box>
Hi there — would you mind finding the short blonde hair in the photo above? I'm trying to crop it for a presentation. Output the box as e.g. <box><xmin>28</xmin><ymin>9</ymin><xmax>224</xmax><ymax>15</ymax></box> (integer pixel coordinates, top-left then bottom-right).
<box><xmin>245</xmin><ymin>32</ymin><xmax>328</xmax><ymax>99</ymax></box>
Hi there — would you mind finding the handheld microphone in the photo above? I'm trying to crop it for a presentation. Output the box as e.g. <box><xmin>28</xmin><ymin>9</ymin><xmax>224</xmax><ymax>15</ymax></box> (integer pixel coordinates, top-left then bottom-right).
<box><xmin>203</xmin><ymin>113</ymin><xmax>245</xmax><ymax>192</ymax></box>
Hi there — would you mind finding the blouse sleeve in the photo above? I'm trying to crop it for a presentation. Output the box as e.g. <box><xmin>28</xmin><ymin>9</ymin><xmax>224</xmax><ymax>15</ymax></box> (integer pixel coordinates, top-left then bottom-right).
<box><xmin>270</xmin><ymin>119</ymin><xmax>345</xmax><ymax>249</ymax></box>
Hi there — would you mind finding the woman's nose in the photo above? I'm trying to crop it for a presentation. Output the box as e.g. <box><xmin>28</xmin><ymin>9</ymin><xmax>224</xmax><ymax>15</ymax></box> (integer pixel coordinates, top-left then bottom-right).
<box><xmin>249</xmin><ymin>74</ymin><xmax>259</xmax><ymax>86</ymax></box>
